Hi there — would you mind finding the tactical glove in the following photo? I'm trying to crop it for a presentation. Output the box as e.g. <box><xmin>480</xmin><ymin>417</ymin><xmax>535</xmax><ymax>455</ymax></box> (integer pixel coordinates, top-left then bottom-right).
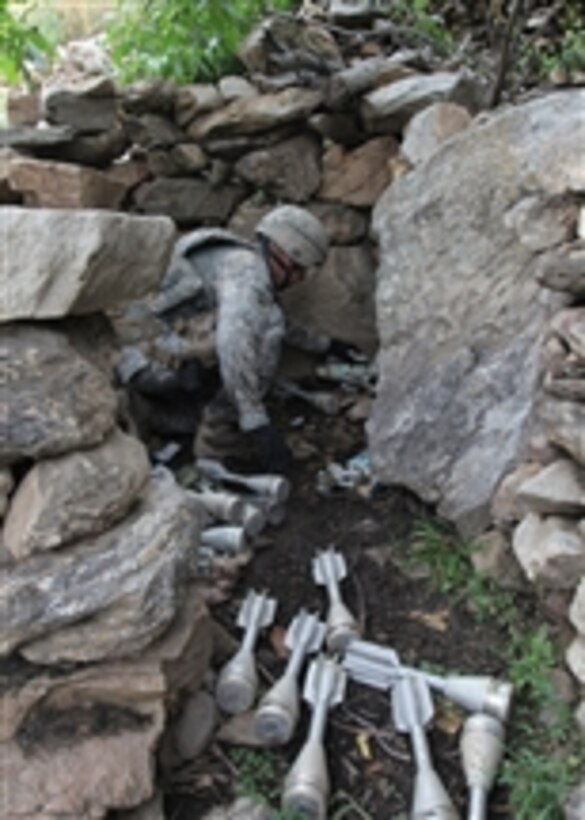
<box><xmin>249</xmin><ymin>423</ymin><xmax>291</xmax><ymax>475</ymax></box>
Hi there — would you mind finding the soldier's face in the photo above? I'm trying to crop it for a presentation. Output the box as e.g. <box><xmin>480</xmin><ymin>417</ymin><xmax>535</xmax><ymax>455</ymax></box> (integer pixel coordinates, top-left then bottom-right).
<box><xmin>269</xmin><ymin>243</ymin><xmax>306</xmax><ymax>290</ymax></box>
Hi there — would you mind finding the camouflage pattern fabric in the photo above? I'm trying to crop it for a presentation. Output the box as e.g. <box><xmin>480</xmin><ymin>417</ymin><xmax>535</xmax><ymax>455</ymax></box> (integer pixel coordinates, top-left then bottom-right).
<box><xmin>158</xmin><ymin>233</ymin><xmax>330</xmax><ymax>434</ymax></box>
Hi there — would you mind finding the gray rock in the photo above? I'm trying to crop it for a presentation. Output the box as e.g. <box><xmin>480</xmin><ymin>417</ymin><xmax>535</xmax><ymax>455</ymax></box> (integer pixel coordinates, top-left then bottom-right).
<box><xmin>56</xmin><ymin>121</ymin><xmax>129</xmax><ymax>166</ymax></box>
<box><xmin>0</xmin><ymin>468</ymin><xmax>202</xmax><ymax>659</ymax></box>
<box><xmin>550</xmin><ymin>307</ymin><xmax>585</xmax><ymax>360</ymax></box>
<box><xmin>362</xmin><ymin>70</ymin><xmax>480</xmax><ymax>133</ymax></box>
<box><xmin>576</xmin><ymin>701</ymin><xmax>585</xmax><ymax>734</ymax></box>
<box><xmin>512</xmin><ymin>513</ymin><xmax>585</xmax><ymax>589</ymax></box>
<box><xmin>566</xmin><ymin>637</ymin><xmax>585</xmax><ymax>685</ymax></box>
<box><xmin>319</xmin><ymin>136</ymin><xmax>398</xmax><ymax>207</ymax></box>
<box><xmin>203</xmin><ymin>125</ymin><xmax>299</xmax><ymax>160</ymax></box>
<box><xmin>235</xmin><ymin>133</ymin><xmax>321</xmax><ymax>203</ymax></box>
<box><xmin>401</xmin><ymin>102</ymin><xmax>472</xmax><ymax>165</ymax></box>
<box><xmin>187</xmin><ymin>87</ymin><xmax>323</xmax><ymax>141</ymax></box>
<box><xmin>133</xmin><ymin>177</ymin><xmax>247</xmax><ymax>227</ymax></box>
<box><xmin>148</xmin><ymin>142</ymin><xmax>208</xmax><ymax>177</ymax></box>
<box><xmin>0</xmin><ymin>207</ymin><xmax>176</xmax><ymax>321</ymax></box>
<box><xmin>0</xmin><ymin>124</ymin><xmax>75</xmax><ymax>149</ymax></box>
<box><xmin>0</xmin><ymin>324</ymin><xmax>118</xmax><ymax>465</ymax></box>
<box><xmin>536</xmin><ymin>244</ymin><xmax>585</xmax><ymax>297</ymax></box>
<box><xmin>3</xmin><ymin>429</ymin><xmax>150</xmax><ymax>559</ymax></box>
<box><xmin>124</xmin><ymin>112</ymin><xmax>185</xmax><ymax>150</ymax></box>
<box><xmin>175</xmin><ymin>83</ymin><xmax>223</xmax><ymax>128</ymax></box>
<box><xmin>8</xmin><ymin>155</ymin><xmax>128</xmax><ymax>209</ymax></box>
<box><xmin>219</xmin><ymin>76</ymin><xmax>258</xmax><ymax>102</ymax></box>
<box><xmin>172</xmin><ymin>690</ymin><xmax>217</xmax><ymax>760</ymax></box>
<box><xmin>470</xmin><ymin>529</ymin><xmax>524</xmax><ymax>589</ymax></box>
<box><xmin>43</xmin><ymin>82</ymin><xmax>120</xmax><ymax>133</ymax></box>
<box><xmin>569</xmin><ymin>578</ymin><xmax>585</xmax><ymax>635</ymax></box>
<box><xmin>122</xmin><ymin>79</ymin><xmax>177</xmax><ymax>116</ymax></box>
<box><xmin>491</xmin><ymin>463</ymin><xmax>542</xmax><ymax>527</ymax></box>
<box><xmin>0</xmin><ymin>587</ymin><xmax>211</xmax><ymax>743</ymax></box>
<box><xmin>368</xmin><ymin>91</ymin><xmax>584</xmax><ymax>535</ymax></box>
<box><xmin>517</xmin><ymin>459</ymin><xmax>585</xmax><ymax>516</ymax></box>
<box><xmin>0</xmin><ymin>654</ymin><xmax>165</xmax><ymax>743</ymax></box>
<box><xmin>539</xmin><ymin>398</ymin><xmax>585</xmax><ymax>465</ymax></box>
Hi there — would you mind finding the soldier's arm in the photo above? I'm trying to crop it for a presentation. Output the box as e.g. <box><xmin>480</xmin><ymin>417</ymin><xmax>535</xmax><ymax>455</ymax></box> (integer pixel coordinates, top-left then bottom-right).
<box><xmin>215</xmin><ymin>293</ymin><xmax>273</xmax><ymax>433</ymax></box>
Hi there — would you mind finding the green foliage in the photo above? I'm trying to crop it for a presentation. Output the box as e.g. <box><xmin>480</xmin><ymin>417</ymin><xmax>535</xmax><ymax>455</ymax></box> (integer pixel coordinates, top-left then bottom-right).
<box><xmin>0</xmin><ymin>0</ymin><xmax>53</xmax><ymax>85</ymax></box>
<box><xmin>407</xmin><ymin>519</ymin><xmax>472</xmax><ymax>594</ymax></box>
<box><xmin>105</xmin><ymin>0</ymin><xmax>295</xmax><ymax>84</ymax></box>
<box><xmin>516</xmin><ymin>2</ymin><xmax>585</xmax><ymax>86</ymax></box>
<box><xmin>228</xmin><ymin>747</ymin><xmax>301</xmax><ymax>818</ymax></box>
<box><xmin>505</xmin><ymin>626</ymin><xmax>556</xmax><ymax>700</ymax></box>
<box><xmin>390</xmin><ymin>0</ymin><xmax>454</xmax><ymax>55</ymax></box>
<box><xmin>501</xmin><ymin>747</ymin><xmax>583</xmax><ymax>820</ymax></box>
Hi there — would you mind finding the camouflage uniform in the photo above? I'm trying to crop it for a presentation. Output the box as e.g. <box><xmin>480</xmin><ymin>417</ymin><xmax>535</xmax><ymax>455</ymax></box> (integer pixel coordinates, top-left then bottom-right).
<box><xmin>148</xmin><ymin>229</ymin><xmax>330</xmax><ymax>458</ymax></box>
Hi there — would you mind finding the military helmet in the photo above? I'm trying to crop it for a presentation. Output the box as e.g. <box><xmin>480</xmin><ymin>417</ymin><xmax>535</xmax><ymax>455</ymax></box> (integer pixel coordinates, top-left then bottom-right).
<box><xmin>256</xmin><ymin>205</ymin><xmax>329</xmax><ymax>268</ymax></box>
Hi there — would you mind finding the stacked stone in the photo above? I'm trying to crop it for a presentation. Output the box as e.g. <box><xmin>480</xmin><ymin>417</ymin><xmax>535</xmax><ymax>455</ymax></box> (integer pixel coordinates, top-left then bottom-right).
<box><xmin>0</xmin><ymin>209</ymin><xmax>212</xmax><ymax>819</ymax></box>
<box><xmin>1</xmin><ymin>13</ymin><xmax>488</xmax><ymax>356</ymax></box>
<box><xmin>488</xmin><ymin>219</ymin><xmax>585</xmax><ymax>721</ymax></box>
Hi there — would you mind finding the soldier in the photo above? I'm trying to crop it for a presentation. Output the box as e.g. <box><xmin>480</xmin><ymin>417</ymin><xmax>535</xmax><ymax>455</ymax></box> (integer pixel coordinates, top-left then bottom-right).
<box><xmin>117</xmin><ymin>205</ymin><xmax>354</xmax><ymax>474</ymax></box>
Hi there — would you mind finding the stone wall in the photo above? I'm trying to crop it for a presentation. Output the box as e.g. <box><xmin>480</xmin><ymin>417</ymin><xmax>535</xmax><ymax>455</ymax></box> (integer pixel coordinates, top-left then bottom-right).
<box><xmin>1</xmin><ymin>9</ymin><xmax>584</xmax><ymax>816</ymax></box>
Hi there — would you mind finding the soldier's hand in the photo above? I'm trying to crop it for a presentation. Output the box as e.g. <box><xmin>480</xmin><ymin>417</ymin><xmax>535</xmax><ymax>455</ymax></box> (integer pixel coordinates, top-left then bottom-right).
<box><xmin>249</xmin><ymin>423</ymin><xmax>291</xmax><ymax>475</ymax></box>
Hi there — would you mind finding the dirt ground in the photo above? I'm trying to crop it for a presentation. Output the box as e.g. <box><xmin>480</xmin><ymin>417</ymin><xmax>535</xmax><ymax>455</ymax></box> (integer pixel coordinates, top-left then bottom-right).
<box><xmin>163</xmin><ymin>388</ymin><xmax>522</xmax><ymax>820</ymax></box>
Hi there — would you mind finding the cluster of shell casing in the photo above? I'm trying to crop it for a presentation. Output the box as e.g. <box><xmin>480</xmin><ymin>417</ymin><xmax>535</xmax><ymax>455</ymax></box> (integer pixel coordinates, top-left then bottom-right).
<box><xmin>189</xmin><ymin>459</ymin><xmax>290</xmax><ymax>594</ymax></box>
<box><xmin>212</xmin><ymin>553</ymin><xmax>511</xmax><ymax>819</ymax></box>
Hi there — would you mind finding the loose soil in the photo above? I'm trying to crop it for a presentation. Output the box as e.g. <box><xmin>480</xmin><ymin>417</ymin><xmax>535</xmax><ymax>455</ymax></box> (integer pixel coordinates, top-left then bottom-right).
<box><xmin>165</xmin><ymin>395</ymin><xmax>531</xmax><ymax>819</ymax></box>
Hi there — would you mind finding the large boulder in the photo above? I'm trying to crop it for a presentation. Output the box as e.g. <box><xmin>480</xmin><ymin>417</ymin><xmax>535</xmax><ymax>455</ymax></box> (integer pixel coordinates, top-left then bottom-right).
<box><xmin>0</xmin><ymin>207</ymin><xmax>176</xmax><ymax>321</ymax></box>
<box><xmin>369</xmin><ymin>90</ymin><xmax>585</xmax><ymax>535</ymax></box>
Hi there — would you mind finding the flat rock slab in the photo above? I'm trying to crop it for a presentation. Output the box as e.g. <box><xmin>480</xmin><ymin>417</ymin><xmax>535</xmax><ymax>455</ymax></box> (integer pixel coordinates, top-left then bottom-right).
<box><xmin>0</xmin><ymin>207</ymin><xmax>176</xmax><ymax>321</ymax></box>
<box><xmin>8</xmin><ymin>156</ymin><xmax>128</xmax><ymax>209</ymax></box>
<box><xmin>0</xmin><ymin>124</ymin><xmax>74</xmax><ymax>149</ymax></box>
<box><xmin>1</xmin><ymin>323</ymin><xmax>118</xmax><ymax>465</ymax></box>
<box><xmin>187</xmin><ymin>87</ymin><xmax>323</xmax><ymax>141</ymax></box>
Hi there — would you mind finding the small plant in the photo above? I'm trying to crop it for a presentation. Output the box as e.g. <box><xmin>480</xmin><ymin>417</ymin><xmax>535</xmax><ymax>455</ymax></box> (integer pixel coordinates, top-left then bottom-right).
<box><xmin>505</xmin><ymin>626</ymin><xmax>556</xmax><ymax>702</ymax></box>
<box><xmin>0</xmin><ymin>0</ymin><xmax>54</xmax><ymax>85</ymax></box>
<box><xmin>407</xmin><ymin>518</ymin><xmax>471</xmax><ymax>594</ymax></box>
<box><xmin>390</xmin><ymin>0</ymin><xmax>454</xmax><ymax>56</ymax></box>
<box><xmin>464</xmin><ymin>573</ymin><xmax>514</xmax><ymax>623</ymax></box>
<box><xmin>514</xmin><ymin>1</ymin><xmax>585</xmax><ymax>89</ymax></box>
<box><xmin>501</xmin><ymin>746</ymin><xmax>583</xmax><ymax>820</ymax></box>
<box><xmin>105</xmin><ymin>0</ymin><xmax>295</xmax><ymax>85</ymax></box>
<box><xmin>228</xmin><ymin>747</ymin><xmax>302</xmax><ymax>819</ymax></box>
